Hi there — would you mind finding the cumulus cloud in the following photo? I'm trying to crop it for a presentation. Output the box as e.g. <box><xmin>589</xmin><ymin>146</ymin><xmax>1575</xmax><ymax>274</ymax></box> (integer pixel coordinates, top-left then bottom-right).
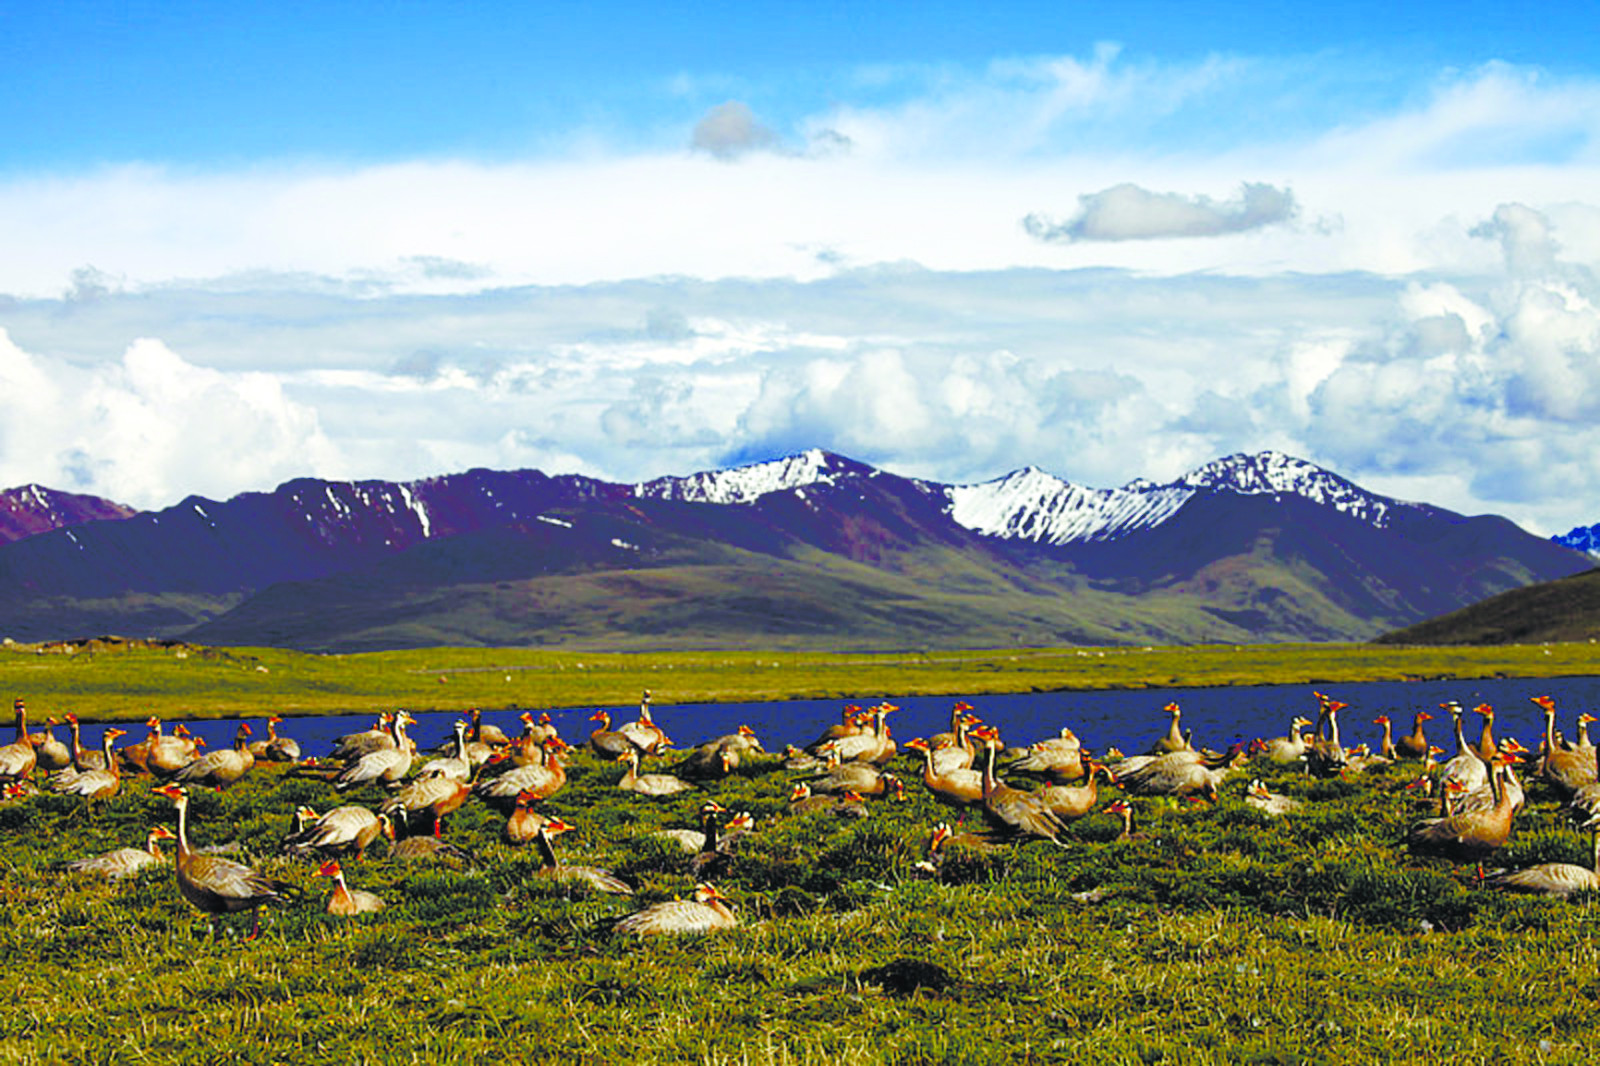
<box><xmin>1303</xmin><ymin>203</ymin><xmax>1600</xmax><ymax>523</ymax></box>
<box><xmin>0</xmin><ymin>330</ymin><xmax>340</xmax><ymax>508</ymax></box>
<box><xmin>1471</xmin><ymin>203</ymin><xmax>1560</xmax><ymax>277</ymax></box>
<box><xmin>1023</xmin><ymin>182</ymin><xmax>1299</xmax><ymax>243</ymax></box>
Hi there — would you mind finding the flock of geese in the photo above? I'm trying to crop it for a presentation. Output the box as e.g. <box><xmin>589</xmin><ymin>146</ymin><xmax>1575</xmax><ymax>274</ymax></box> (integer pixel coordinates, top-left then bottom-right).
<box><xmin>2</xmin><ymin>685</ymin><xmax>1599</xmax><ymax>939</ymax></box>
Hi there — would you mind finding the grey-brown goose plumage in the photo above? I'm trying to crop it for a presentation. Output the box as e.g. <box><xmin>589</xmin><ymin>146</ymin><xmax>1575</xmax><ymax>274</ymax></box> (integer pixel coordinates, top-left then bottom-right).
<box><xmin>612</xmin><ymin>883</ymin><xmax>735</xmax><ymax>936</ymax></box>
<box><xmin>155</xmin><ymin>783</ymin><xmax>292</xmax><ymax>939</ymax></box>
<box><xmin>976</xmin><ymin>729</ymin><xmax>1067</xmax><ymax>845</ymax></box>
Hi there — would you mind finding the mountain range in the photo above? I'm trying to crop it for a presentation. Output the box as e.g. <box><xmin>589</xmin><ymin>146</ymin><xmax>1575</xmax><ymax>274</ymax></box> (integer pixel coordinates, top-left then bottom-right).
<box><xmin>0</xmin><ymin>450</ymin><xmax>1590</xmax><ymax>652</ymax></box>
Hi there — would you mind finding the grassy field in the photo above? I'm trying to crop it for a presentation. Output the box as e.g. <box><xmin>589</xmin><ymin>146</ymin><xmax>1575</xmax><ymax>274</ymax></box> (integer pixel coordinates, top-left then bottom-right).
<box><xmin>4</xmin><ymin>636</ymin><xmax>1600</xmax><ymax>720</ymax></box>
<box><xmin>4</xmin><ymin>639</ymin><xmax>1599</xmax><ymax>1063</ymax></box>
<box><xmin>4</xmin><ymin>729</ymin><xmax>1598</xmax><ymax>1064</ymax></box>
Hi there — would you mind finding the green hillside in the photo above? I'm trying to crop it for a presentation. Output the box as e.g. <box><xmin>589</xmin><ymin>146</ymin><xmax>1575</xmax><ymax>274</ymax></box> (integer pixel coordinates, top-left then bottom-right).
<box><xmin>1375</xmin><ymin>566</ymin><xmax>1600</xmax><ymax>646</ymax></box>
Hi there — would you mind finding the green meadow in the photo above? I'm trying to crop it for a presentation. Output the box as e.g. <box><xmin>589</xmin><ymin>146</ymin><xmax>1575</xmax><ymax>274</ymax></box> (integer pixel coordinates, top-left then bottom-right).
<box><xmin>3</xmin><ymin>636</ymin><xmax>1598</xmax><ymax>719</ymax></box>
<box><xmin>2</xmin><ymin>639</ymin><xmax>1597</xmax><ymax>1064</ymax></box>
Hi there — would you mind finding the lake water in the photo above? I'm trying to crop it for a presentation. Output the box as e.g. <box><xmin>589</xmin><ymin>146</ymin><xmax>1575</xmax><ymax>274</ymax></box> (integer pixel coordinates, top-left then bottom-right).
<box><xmin>53</xmin><ymin>674</ymin><xmax>1600</xmax><ymax>761</ymax></box>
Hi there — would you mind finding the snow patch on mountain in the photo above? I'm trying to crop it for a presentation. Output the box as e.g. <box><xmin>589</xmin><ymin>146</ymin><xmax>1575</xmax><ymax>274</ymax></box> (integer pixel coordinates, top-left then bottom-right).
<box><xmin>634</xmin><ymin>448</ymin><xmax>848</xmax><ymax>504</ymax></box>
<box><xmin>1554</xmin><ymin>524</ymin><xmax>1600</xmax><ymax>558</ymax></box>
<box><xmin>947</xmin><ymin>450</ymin><xmax>1398</xmax><ymax>547</ymax></box>
<box><xmin>948</xmin><ymin>467</ymin><xmax>1192</xmax><ymax>544</ymax></box>
<box><xmin>630</xmin><ymin>447</ymin><xmax>1405</xmax><ymax>547</ymax></box>
<box><xmin>1177</xmin><ymin>452</ymin><xmax>1393</xmax><ymax>527</ymax></box>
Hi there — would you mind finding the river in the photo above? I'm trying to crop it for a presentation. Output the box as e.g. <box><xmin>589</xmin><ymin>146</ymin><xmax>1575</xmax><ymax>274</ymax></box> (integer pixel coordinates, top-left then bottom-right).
<box><xmin>52</xmin><ymin>673</ymin><xmax>1600</xmax><ymax>761</ymax></box>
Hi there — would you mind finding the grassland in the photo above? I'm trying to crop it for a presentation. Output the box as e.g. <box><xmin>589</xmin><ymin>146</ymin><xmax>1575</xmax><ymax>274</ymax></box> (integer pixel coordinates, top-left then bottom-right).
<box><xmin>5</xmin><ymin>730</ymin><xmax>1598</xmax><ymax>1065</ymax></box>
<box><xmin>4</xmin><ymin>639</ymin><xmax>1599</xmax><ymax>1064</ymax></box>
<box><xmin>4</xmin><ymin>636</ymin><xmax>1600</xmax><ymax>721</ymax></box>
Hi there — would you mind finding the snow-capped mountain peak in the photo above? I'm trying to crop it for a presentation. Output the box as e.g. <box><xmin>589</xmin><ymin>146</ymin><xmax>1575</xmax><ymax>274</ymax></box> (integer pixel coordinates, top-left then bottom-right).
<box><xmin>1176</xmin><ymin>451</ymin><xmax>1392</xmax><ymax>525</ymax></box>
<box><xmin>634</xmin><ymin>448</ymin><xmax>859</xmax><ymax>505</ymax></box>
<box><xmin>945</xmin><ymin>450</ymin><xmax>1398</xmax><ymax>547</ymax></box>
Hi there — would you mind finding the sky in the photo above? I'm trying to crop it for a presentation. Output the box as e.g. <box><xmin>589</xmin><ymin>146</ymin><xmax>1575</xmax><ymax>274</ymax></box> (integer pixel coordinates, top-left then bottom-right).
<box><xmin>2</xmin><ymin>1</ymin><xmax>1599</xmax><ymax>535</ymax></box>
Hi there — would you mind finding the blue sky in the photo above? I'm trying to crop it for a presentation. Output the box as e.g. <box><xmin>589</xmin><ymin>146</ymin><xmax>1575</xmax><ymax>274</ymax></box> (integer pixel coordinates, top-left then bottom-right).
<box><xmin>2</xmin><ymin>1</ymin><xmax>1599</xmax><ymax>535</ymax></box>
<box><xmin>5</xmin><ymin>1</ymin><xmax>1586</xmax><ymax>167</ymax></box>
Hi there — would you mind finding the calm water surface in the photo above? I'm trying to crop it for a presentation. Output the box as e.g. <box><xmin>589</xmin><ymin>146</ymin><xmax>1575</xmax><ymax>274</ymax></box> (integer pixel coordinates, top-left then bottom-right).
<box><xmin>61</xmin><ymin>674</ymin><xmax>1600</xmax><ymax>759</ymax></box>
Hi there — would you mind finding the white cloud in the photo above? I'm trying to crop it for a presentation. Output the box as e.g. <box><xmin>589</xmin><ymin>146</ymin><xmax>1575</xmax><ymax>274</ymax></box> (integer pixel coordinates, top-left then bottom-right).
<box><xmin>0</xmin><ymin>331</ymin><xmax>339</xmax><ymax>507</ymax></box>
<box><xmin>1023</xmin><ymin>182</ymin><xmax>1299</xmax><ymax>243</ymax></box>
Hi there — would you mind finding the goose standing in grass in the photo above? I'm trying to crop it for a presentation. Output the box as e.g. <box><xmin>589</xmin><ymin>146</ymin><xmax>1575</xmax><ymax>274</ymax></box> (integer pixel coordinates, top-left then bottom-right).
<box><xmin>928</xmin><ymin>701</ymin><xmax>977</xmax><ymax>751</ymax></box>
<box><xmin>1533</xmin><ymin>696</ymin><xmax>1598</xmax><ymax>798</ymax></box>
<box><xmin>474</xmin><ymin>738</ymin><xmax>568</xmax><ymax>808</ymax></box>
<box><xmin>1373</xmin><ymin>716</ymin><xmax>1399</xmax><ymax>761</ymax></box>
<box><xmin>30</xmin><ymin>717</ymin><xmax>71</xmax><ymax>773</ymax></box>
<box><xmin>1436</xmin><ymin>702</ymin><xmax>1488</xmax><ymax>794</ymax></box>
<box><xmin>1149</xmin><ymin>702</ymin><xmax>1190</xmax><ymax>755</ymax></box>
<box><xmin>1395</xmin><ymin>710</ymin><xmax>1433</xmax><ymax>760</ymax></box>
<box><xmin>147</xmin><ymin>721</ymin><xmax>201</xmax><ymax>777</ymax></box>
<box><xmin>116</xmin><ymin>717</ymin><xmax>165</xmax><ymax>775</ymax></box>
<box><xmin>1306</xmin><ymin>694</ymin><xmax>1347</xmax><ymax>777</ymax></box>
<box><xmin>470</xmin><ymin>706</ymin><xmax>512</xmax><ymax>748</ymax></box>
<box><xmin>1569</xmin><ymin>739</ymin><xmax>1600</xmax><ymax>823</ymax></box>
<box><xmin>315</xmin><ymin>860</ymin><xmax>385</xmax><ymax>916</ymax></box>
<box><xmin>328</xmin><ymin>714</ymin><xmax>415</xmax><ymax>791</ymax></box>
<box><xmin>905</xmin><ymin>738</ymin><xmax>984</xmax><ymax>807</ymax></box>
<box><xmin>63</xmin><ymin>825</ymin><xmax>178</xmax><ymax>880</ymax></box>
<box><xmin>617</xmin><ymin>691</ymin><xmax>671</xmax><ymax>754</ymax></box>
<box><xmin>0</xmin><ymin>699</ymin><xmax>37</xmax><ymax>784</ymax></box>
<box><xmin>616</xmin><ymin>750</ymin><xmax>694</xmax><ymax>797</ymax></box>
<box><xmin>61</xmin><ymin>713</ymin><xmax>105</xmax><ymax>774</ymax></box>
<box><xmin>1573</xmin><ymin>711</ymin><xmax>1597</xmax><ymax>750</ymax></box>
<box><xmin>1406</xmin><ymin>759</ymin><xmax>1519</xmax><ymax>878</ymax></box>
<box><xmin>382</xmin><ymin>771</ymin><xmax>473</xmax><ymax>838</ymax></box>
<box><xmin>331</xmin><ymin>714</ymin><xmax>395</xmax><ymax>762</ymax></box>
<box><xmin>249</xmin><ymin>716</ymin><xmax>301</xmax><ymax>763</ymax></box>
<box><xmin>1482</xmin><ymin>817</ymin><xmax>1600</xmax><ymax>899</ymax></box>
<box><xmin>1037</xmin><ymin>761</ymin><xmax>1116</xmax><ymax>823</ymax></box>
<box><xmin>282</xmin><ymin>805</ymin><xmax>394</xmax><ymax>861</ymax></box>
<box><xmin>613</xmin><ymin>882</ymin><xmax>735</xmax><ymax>936</ymax></box>
<box><xmin>154</xmin><ymin>783</ymin><xmax>293</xmax><ymax>939</ymax></box>
<box><xmin>418</xmin><ymin>719</ymin><xmax>473</xmax><ymax>782</ymax></box>
<box><xmin>588</xmin><ymin>710</ymin><xmax>644</xmax><ymax>758</ymax></box>
<box><xmin>174</xmin><ymin>723</ymin><xmax>256</xmax><ymax>791</ymax></box>
<box><xmin>827</xmin><ymin>702</ymin><xmax>898</xmax><ymax>765</ymax></box>
<box><xmin>804</xmin><ymin>704</ymin><xmax>866</xmax><ymax>755</ymax></box>
<box><xmin>48</xmin><ymin>728</ymin><xmax>126</xmax><ymax>799</ymax></box>
<box><xmin>1470</xmin><ymin>703</ymin><xmax>1500</xmax><ymax>763</ymax></box>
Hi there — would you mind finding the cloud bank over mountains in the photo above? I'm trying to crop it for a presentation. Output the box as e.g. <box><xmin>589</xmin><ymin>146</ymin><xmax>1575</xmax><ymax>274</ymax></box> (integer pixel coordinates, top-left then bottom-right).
<box><xmin>1</xmin><ymin>51</ymin><xmax>1598</xmax><ymax>536</ymax></box>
